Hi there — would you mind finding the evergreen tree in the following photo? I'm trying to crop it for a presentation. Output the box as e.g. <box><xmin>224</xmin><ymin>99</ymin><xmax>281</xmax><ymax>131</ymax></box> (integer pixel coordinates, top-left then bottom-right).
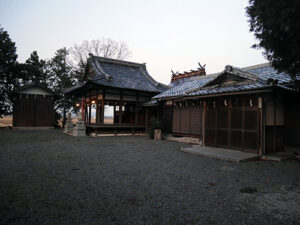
<box><xmin>48</xmin><ymin>48</ymin><xmax>76</xmax><ymax>127</ymax></box>
<box><xmin>246</xmin><ymin>0</ymin><xmax>300</xmax><ymax>79</ymax></box>
<box><xmin>0</xmin><ymin>26</ymin><xmax>19</xmax><ymax>117</ymax></box>
<box><xmin>22</xmin><ymin>51</ymin><xmax>48</xmax><ymax>85</ymax></box>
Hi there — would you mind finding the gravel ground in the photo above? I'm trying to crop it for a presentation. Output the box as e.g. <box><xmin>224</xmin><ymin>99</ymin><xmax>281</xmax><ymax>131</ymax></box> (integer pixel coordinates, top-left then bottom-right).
<box><xmin>0</xmin><ymin>129</ymin><xmax>299</xmax><ymax>225</ymax></box>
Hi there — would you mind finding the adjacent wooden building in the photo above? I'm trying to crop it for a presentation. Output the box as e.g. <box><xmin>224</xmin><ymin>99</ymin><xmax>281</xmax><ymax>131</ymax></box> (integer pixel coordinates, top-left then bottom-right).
<box><xmin>152</xmin><ymin>63</ymin><xmax>300</xmax><ymax>154</ymax></box>
<box><xmin>11</xmin><ymin>82</ymin><xmax>54</xmax><ymax>127</ymax></box>
<box><xmin>65</xmin><ymin>56</ymin><xmax>168</xmax><ymax>134</ymax></box>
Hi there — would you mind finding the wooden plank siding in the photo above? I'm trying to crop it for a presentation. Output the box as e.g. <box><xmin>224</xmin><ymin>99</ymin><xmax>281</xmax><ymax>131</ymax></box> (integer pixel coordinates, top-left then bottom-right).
<box><xmin>172</xmin><ymin>105</ymin><xmax>203</xmax><ymax>136</ymax></box>
<box><xmin>172</xmin><ymin>108</ymin><xmax>181</xmax><ymax>133</ymax></box>
<box><xmin>190</xmin><ymin>107</ymin><xmax>202</xmax><ymax>135</ymax></box>
<box><xmin>180</xmin><ymin>107</ymin><xmax>190</xmax><ymax>133</ymax></box>
<box><xmin>205</xmin><ymin>97</ymin><xmax>261</xmax><ymax>154</ymax></box>
<box><xmin>13</xmin><ymin>94</ymin><xmax>54</xmax><ymax>127</ymax></box>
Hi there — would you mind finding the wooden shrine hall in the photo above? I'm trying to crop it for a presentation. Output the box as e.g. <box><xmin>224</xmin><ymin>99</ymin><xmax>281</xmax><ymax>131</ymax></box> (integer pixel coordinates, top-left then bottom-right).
<box><xmin>65</xmin><ymin>56</ymin><xmax>168</xmax><ymax>134</ymax></box>
<box><xmin>152</xmin><ymin>63</ymin><xmax>300</xmax><ymax>155</ymax></box>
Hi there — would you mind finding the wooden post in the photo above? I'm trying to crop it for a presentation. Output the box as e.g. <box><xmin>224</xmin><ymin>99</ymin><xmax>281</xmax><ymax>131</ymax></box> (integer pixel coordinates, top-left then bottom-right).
<box><xmin>82</xmin><ymin>95</ymin><xmax>87</xmax><ymax>123</ymax></box>
<box><xmin>101</xmin><ymin>89</ymin><xmax>105</xmax><ymax>124</ymax></box>
<box><xmin>113</xmin><ymin>105</ymin><xmax>116</xmax><ymax>124</ymax></box>
<box><xmin>89</xmin><ymin>103</ymin><xmax>91</xmax><ymax>124</ymax></box>
<box><xmin>95</xmin><ymin>99</ymin><xmax>98</xmax><ymax>124</ymax></box>
<box><xmin>202</xmin><ymin>100</ymin><xmax>206</xmax><ymax>146</ymax></box>
<box><xmin>119</xmin><ymin>91</ymin><xmax>123</xmax><ymax>124</ymax></box>
<box><xmin>135</xmin><ymin>93</ymin><xmax>139</xmax><ymax>124</ymax></box>
<box><xmin>84</xmin><ymin>102</ymin><xmax>87</xmax><ymax>123</ymax></box>
<box><xmin>228</xmin><ymin>98</ymin><xmax>232</xmax><ymax>147</ymax></box>
<box><xmin>273</xmin><ymin>88</ymin><xmax>276</xmax><ymax>151</ymax></box>
<box><xmin>81</xmin><ymin>97</ymin><xmax>84</xmax><ymax>121</ymax></box>
<box><xmin>95</xmin><ymin>90</ymin><xmax>99</xmax><ymax>124</ymax></box>
<box><xmin>146</xmin><ymin>107</ymin><xmax>148</xmax><ymax>133</ymax></box>
<box><xmin>260</xmin><ymin>96</ymin><xmax>265</xmax><ymax>155</ymax></box>
<box><xmin>98</xmin><ymin>101</ymin><xmax>101</xmax><ymax>124</ymax></box>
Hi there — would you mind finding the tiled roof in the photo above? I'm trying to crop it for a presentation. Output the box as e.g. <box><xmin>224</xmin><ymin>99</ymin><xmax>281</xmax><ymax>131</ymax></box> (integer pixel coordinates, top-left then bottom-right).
<box><xmin>143</xmin><ymin>99</ymin><xmax>159</xmax><ymax>106</ymax></box>
<box><xmin>244</xmin><ymin>64</ymin><xmax>293</xmax><ymax>84</ymax></box>
<box><xmin>153</xmin><ymin>76</ymin><xmax>214</xmax><ymax>99</ymax></box>
<box><xmin>89</xmin><ymin>56</ymin><xmax>168</xmax><ymax>93</ymax></box>
<box><xmin>64</xmin><ymin>83</ymin><xmax>84</xmax><ymax>93</ymax></box>
<box><xmin>153</xmin><ymin>63</ymin><xmax>297</xmax><ymax>100</ymax></box>
<box><xmin>188</xmin><ymin>82</ymin><xmax>265</xmax><ymax>97</ymax></box>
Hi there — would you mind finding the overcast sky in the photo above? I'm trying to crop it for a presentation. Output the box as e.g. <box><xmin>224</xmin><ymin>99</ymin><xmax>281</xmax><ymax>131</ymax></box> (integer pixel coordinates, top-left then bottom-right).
<box><xmin>0</xmin><ymin>0</ymin><xmax>266</xmax><ymax>84</ymax></box>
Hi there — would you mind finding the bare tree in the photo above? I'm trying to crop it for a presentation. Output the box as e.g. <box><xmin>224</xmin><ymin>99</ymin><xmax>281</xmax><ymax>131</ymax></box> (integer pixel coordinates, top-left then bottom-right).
<box><xmin>69</xmin><ymin>38</ymin><xmax>131</xmax><ymax>67</ymax></box>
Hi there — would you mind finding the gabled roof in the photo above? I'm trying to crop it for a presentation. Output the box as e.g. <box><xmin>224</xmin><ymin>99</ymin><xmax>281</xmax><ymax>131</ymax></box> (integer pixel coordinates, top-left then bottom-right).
<box><xmin>153</xmin><ymin>76</ymin><xmax>214</xmax><ymax>99</ymax></box>
<box><xmin>79</xmin><ymin>56</ymin><xmax>168</xmax><ymax>93</ymax></box>
<box><xmin>11</xmin><ymin>81</ymin><xmax>53</xmax><ymax>95</ymax></box>
<box><xmin>153</xmin><ymin>63</ymin><xmax>297</xmax><ymax>100</ymax></box>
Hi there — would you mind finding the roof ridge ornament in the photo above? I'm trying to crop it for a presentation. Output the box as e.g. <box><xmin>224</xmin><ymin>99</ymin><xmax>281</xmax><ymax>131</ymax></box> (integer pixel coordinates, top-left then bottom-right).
<box><xmin>198</xmin><ymin>63</ymin><xmax>206</xmax><ymax>70</ymax></box>
<box><xmin>225</xmin><ymin>65</ymin><xmax>233</xmax><ymax>71</ymax></box>
<box><xmin>171</xmin><ymin>62</ymin><xmax>206</xmax><ymax>83</ymax></box>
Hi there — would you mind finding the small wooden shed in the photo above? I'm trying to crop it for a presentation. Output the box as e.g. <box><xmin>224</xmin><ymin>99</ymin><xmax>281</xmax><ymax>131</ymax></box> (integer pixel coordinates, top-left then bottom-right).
<box><xmin>11</xmin><ymin>82</ymin><xmax>54</xmax><ymax>127</ymax></box>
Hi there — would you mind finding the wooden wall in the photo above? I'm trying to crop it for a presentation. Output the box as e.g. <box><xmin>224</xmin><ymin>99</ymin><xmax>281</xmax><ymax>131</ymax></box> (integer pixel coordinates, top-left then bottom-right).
<box><xmin>13</xmin><ymin>94</ymin><xmax>54</xmax><ymax>127</ymax></box>
<box><xmin>172</xmin><ymin>103</ymin><xmax>203</xmax><ymax>136</ymax></box>
<box><xmin>284</xmin><ymin>95</ymin><xmax>300</xmax><ymax>147</ymax></box>
<box><xmin>205</xmin><ymin>97</ymin><xmax>261</xmax><ymax>154</ymax></box>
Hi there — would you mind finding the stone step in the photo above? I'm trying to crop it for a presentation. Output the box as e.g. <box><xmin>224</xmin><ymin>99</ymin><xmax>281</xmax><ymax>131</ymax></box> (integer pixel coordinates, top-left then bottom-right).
<box><xmin>165</xmin><ymin>136</ymin><xmax>202</xmax><ymax>145</ymax></box>
<box><xmin>261</xmin><ymin>152</ymin><xmax>296</xmax><ymax>161</ymax></box>
<box><xmin>180</xmin><ymin>146</ymin><xmax>260</xmax><ymax>162</ymax></box>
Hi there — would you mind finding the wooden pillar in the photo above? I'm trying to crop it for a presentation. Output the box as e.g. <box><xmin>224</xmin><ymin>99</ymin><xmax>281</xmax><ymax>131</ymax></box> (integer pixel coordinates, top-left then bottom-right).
<box><xmin>84</xmin><ymin>95</ymin><xmax>87</xmax><ymax>123</ymax></box>
<box><xmin>119</xmin><ymin>91</ymin><xmax>123</xmax><ymax>124</ymax></box>
<box><xmin>95</xmin><ymin>90</ymin><xmax>99</xmax><ymax>124</ymax></box>
<box><xmin>146</xmin><ymin>107</ymin><xmax>148</xmax><ymax>133</ymax></box>
<box><xmin>273</xmin><ymin>89</ymin><xmax>277</xmax><ymax>151</ymax></box>
<box><xmin>97</xmin><ymin>100</ymin><xmax>101</xmax><ymax>124</ymax></box>
<box><xmin>135</xmin><ymin>93</ymin><xmax>139</xmax><ymax>124</ymax></box>
<box><xmin>260</xmin><ymin>96</ymin><xmax>265</xmax><ymax>155</ymax></box>
<box><xmin>113</xmin><ymin>105</ymin><xmax>116</xmax><ymax>123</ymax></box>
<box><xmin>259</xmin><ymin>96</ymin><xmax>263</xmax><ymax>155</ymax></box>
<box><xmin>89</xmin><ymin>103</ymin><xmax>92</xmax><ymax>124</ymax></box>
<box><xmin>202</xmin><ymin>100</ymin><xmax>207</xmax><ymax>146</ymax></box>
<box><xmin>85</xmin><ymin>98</ymin><xmax>88</xmax><ymax>123</ymax></box>
<box><xmin>100</xmin><ymin>89</ymin><xmax>105</xmax><ymax>124</ymax></box>
<box><xmin>95</xmin><ymin>99</ymin><xmax>99</xmax><ymax>124</ymax></box>
<box><xmin>81</xmin><ymin>97</ymin><xmax>85</xmax><ymax>121</ymax></box>
<box><xmin>228</xmin><ymin>98</ymin><xmax>232</xmax><ymax>147</ymax></box>
<box><xmin>12</xmin><ymin>97</ymin><xmax>16</xmax><ymax>127</ymax></box>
